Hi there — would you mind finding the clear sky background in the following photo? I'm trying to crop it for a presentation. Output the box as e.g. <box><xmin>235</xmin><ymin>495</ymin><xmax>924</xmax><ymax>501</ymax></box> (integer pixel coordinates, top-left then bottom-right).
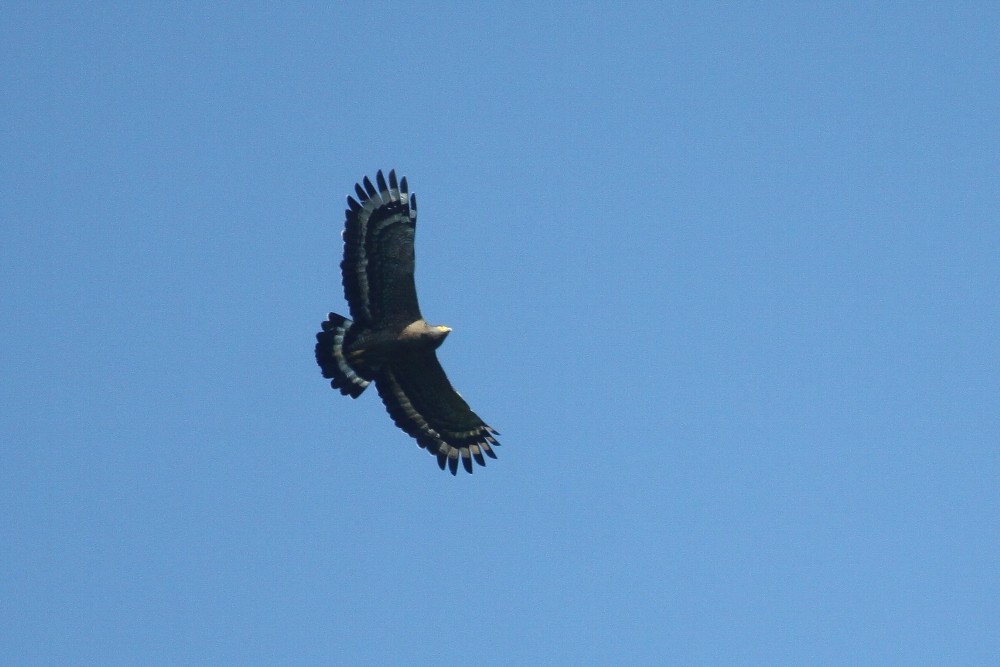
<box><xmin>2</xmin><ymin>3</ymin><xmax>998</xmax><ymax>665</ymax></box>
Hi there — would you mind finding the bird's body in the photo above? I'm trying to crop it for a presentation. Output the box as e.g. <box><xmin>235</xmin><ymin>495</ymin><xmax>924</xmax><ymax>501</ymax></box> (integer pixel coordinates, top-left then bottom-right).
<box><xmin>315</xmin><ymin>170</ymin><xmax>500</xmax><ymax>474</ymax></box>
<box><xmin>344</xmin><ymin>319</ymin><xmax>449</xmax><ymax>371</ymax></box>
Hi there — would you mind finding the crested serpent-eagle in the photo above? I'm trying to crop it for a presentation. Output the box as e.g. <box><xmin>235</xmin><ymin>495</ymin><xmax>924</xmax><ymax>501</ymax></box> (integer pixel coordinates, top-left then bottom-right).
<box><xmin>315</xmin><ymin>170</ymin><xmax>500</xmax><ymax>474</ymax></box>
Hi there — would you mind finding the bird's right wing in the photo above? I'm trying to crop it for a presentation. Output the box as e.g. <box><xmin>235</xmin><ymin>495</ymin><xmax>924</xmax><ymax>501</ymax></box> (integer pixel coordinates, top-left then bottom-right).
<box><xmin>341</xmin><ymin>170</ymin><xmax>423</xmax><ymax>327</ymax></box>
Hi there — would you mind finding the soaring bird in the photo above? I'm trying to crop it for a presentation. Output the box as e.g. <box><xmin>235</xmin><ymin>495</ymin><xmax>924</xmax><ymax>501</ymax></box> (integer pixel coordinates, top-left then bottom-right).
<box><xmin>315</xmin><ymin>170</ymin><xmax>500</xmax><ymax>474</ymax></box>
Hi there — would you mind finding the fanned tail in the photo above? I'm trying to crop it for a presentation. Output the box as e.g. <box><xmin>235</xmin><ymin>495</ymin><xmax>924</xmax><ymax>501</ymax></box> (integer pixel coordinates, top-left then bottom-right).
<box><xmin>315</xmin><ymin>313</ymin><xmax>371</xmax><ymax>398</ymax></box>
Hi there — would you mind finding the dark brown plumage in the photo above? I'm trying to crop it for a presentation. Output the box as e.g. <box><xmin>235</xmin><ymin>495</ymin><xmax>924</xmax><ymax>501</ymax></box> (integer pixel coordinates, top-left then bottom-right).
<box><xmin>315</xmin><ymin>170</ymin><xmax>500</xmax><ymax>474</ymax></box>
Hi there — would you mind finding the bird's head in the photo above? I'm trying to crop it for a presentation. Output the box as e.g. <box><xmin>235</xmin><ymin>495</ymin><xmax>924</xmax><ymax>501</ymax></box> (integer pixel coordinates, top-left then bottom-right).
<box><xmin>428</xmin><ymin>324</ymin><xmax>452</xmax><ymax>347</ymax></box>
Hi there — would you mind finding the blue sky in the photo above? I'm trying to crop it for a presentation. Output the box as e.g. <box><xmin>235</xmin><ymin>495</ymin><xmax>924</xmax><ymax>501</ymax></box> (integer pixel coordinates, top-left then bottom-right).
<box><xmin>2</xmin><ymin>2</ymin><xmax>998</xmax><ymax>664</ymax></box>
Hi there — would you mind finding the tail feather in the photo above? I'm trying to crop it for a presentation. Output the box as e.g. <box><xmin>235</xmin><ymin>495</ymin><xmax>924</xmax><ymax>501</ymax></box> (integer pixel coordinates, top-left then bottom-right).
<box><xmin>315</xmin><ymin>313</ymin><xmax>371</xmax><ymax>398</ymax></box>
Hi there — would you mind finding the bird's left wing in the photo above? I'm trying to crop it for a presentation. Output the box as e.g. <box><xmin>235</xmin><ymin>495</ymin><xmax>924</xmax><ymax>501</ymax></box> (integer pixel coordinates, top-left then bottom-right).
<box><xmin>375</xmin><ymin>351</ymin><xmax>500</xmax><ymax>474</ymax></box>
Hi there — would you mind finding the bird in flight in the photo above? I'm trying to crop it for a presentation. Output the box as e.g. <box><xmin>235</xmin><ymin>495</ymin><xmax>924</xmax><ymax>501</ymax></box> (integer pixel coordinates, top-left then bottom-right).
<box><xmin>315</xmin><ymin>170</ymin><xmax>500</xmax><ymax>474</ymax></box>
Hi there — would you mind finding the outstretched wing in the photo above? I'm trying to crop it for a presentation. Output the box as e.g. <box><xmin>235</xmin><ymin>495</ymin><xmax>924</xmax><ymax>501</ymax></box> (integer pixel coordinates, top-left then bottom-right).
<box><xmin>375</xmin><ymin>351</ymin><xmax>500</xmax><ymax>475</ymax></box>
<box><xmin>341</xmin><ymin>170</ymin><xmax>422</xmax><ymax>327</ymax></box>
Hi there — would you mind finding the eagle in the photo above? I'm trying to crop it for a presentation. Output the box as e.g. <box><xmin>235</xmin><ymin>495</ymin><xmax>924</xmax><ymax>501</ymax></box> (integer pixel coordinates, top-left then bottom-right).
<box><xmin>315</xmin><ymin>170</ymin><xmax>500</xmax><ymax>474</ymax></box>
